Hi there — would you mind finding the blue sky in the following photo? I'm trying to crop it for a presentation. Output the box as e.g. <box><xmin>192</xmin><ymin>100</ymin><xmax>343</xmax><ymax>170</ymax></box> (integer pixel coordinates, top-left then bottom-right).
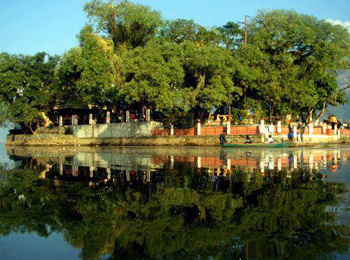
<box><xmin>1</xmin><ymin>0</ymin><xmax>350</xmax><ymax>55</ymax></box>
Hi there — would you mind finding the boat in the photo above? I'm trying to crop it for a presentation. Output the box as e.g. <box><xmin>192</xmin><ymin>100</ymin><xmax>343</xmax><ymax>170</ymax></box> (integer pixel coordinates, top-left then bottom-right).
<box><xmin>221</xmin><ymin>142</ymin><xmax>293</xmax><ymax>148</ymax></box>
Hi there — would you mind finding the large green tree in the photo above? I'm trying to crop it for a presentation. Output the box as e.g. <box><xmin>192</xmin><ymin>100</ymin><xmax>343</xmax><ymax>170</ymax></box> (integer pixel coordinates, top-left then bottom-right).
<box><xmin>84</xmin><ymin>0</ymin><xmax>163</xmax><ymax>49</ymax></box>
<box><xmin>236</xmin><ymin>10</ymin><xmax>350</xmax><ymax>121</ymax></box>
<box><xmin>55</xmin><ymin>26</ymin><xmax>119</xmax><ymax>108</ymax></box>
<box><xmin>0</xmin><ymin>52</ymin><xmax>59</xmax><ymax>133</ymax></box>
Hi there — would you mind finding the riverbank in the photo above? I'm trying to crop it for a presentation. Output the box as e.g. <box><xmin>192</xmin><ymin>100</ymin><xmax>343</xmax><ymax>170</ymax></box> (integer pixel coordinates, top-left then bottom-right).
<box><xmin>6</xmin><ymin>133</ymin><xmax>350</xmax><ymax>147</ymax></box>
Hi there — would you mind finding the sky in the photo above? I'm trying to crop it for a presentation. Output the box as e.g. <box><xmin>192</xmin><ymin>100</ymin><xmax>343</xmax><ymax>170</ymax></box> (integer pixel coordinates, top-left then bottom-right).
<box><xmin>0</xmin><ymin>0</ymin><xmax>350</xmax><ymax>55</ymax></box>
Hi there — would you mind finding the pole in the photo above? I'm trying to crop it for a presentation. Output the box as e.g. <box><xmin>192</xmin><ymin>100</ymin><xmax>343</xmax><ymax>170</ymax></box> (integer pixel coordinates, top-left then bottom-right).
<box><xmin>245</xmin><ymin>15</ymin><xmax>247</xmax><ymax>46</ymax></box>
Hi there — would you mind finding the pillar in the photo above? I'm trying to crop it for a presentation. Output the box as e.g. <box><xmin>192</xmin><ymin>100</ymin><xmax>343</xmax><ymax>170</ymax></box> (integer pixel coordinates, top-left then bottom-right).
<box><xmin>146</xmin><ymin>109</ymin><xmax>151</xmax><ymax>122</ymax></box>
<box><xmin>146</xmin><ymin>170</ymin><xmax>151</xmax><ymax>182</ymax></box>
<box><xmin>89</xmin><ymin>166</ymin><xmax>94</xmax><ymax>178</ymax></box>
<box><xmin>227</xmin><ymin>159</ymin><xmax>231</xmax><ymax>171</ymax></box>
<box><xmin>197</xmin><ymin>157</ymin><xmax>201</xmax><ymax>168</ymax></box>
<box><xmin>260</xmin><ymin>120</ymin><xmax>265</xmax><ymax>142</ymax></box>
<box><xmin>277</xmin><ymin>121</ymin><xmax>282</xmax><ymax>134</ymax></box>
<box><xmin>170</xmin><ymin>155</ymin><xmax>174</xmax><ymax>168</ymax></box>
<box><xmin>259</xmin><ymin>120</ymin><xmax>265</xmax><ymax>134</ymax></box>
<box><xmin>293</xmin><ymin>154</ymin><xmax>298</xmax><ymax>169</ymax></box>
<box><xmin>277</xmin><ymin>158</ymin><xmax>282</xmax><ymax>171</ymax></box>
<box><xmin>59</xmin><ymin>163</ymin><xmax>63</xmax><ymax>176</ymax></box>
<box><xmin>126</xmin><ymin>110</ymin><xmax>130</xmax><ymax>123</ymax></box>
<box><xmin>309</xmin><ymin>122</ymin><xmax>313</xmax><ymax>136</ymax></box>
<box><xmin>334</xmin><ymin>125</ymin><xmax>338</xmax><ymax>135</ymax></box>
<box><xmin>71</xmin><ymin>115</ymin><xmax>75</xmax><ymax>126</ymax></box>
<box><xmin>89</xmin><ymin>114</ymin><xmax>93</xmax><ymax>125</ymax></box>
<box><xmin>197</xmin><ymin>120</ymin><xmax>201</xmax><ymax>135</ymax></box>
<box><xmin>309</xmin><ymin>154</ymin><xmax>314</xmax><ymax>171</ymax></box>
<box><xmin>59</xmin><ymin>116</ymin><xmax>63</xmax><ymax>127</ymax></box>
<box><xmin>170</xmin><ymin>124</ymin><xmax>174</xmax><ymax>136</ymax></box>
<box><xmin>106</xmin><ymin>111</ymin><xmax>110</xmax><ymax>124</ymax></box>
<box><xmin>107</xmin><ymin>168</ymin><xmax>111</xmax><ymax>180</ymax></box>
<box><xmin>227</xmin><ymin>120</ymin><xmax>231</xmax><ymax>135</ymax></box>
<box><xmin>293</xmin><ymin>125</ymin><xmax>298</xmax><ymax>141</ymax></box>
<box><xmin>322</xmin><ymin>123</ymin><xmax>327</xmax><ymax>134</ymax></box>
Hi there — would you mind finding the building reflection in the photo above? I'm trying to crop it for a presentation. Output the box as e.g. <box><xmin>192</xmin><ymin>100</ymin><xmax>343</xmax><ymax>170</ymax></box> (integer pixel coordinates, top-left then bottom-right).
<box><xmin>2</xmin><ymin>146</ymin><xmax>350</xmax><ymax>260</ymax></box>
<box><xmin>6</xmin><ymin>146</ymin><xmax>350</xmax><ymax>187</ymax></box>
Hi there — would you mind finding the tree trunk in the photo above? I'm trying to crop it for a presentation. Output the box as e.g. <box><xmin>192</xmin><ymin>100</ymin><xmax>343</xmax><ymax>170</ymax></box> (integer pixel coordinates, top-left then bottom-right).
<box><xmin>315</xmin><ymin>103</ymin><xmax>326</xmax><ymax>122</ymax></box>
<box><xmin>308</xmin><ymin>108</ymin><xmax>314</xmax><ymax>123</ymax></box>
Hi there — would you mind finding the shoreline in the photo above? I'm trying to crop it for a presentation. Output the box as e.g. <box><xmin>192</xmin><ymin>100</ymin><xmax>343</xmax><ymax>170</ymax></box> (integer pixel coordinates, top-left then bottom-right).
<box><xmin>6</xmin><ymin>134</ymin><xmax>350</xmax><ymax>147</ymax></box>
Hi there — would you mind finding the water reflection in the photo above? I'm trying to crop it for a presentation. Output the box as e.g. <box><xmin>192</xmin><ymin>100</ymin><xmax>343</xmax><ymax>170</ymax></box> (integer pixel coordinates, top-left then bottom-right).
<box><xmin>1</xmin><ymin>146</ymin><xmax>350</xmax><ymax>260</ymax></box>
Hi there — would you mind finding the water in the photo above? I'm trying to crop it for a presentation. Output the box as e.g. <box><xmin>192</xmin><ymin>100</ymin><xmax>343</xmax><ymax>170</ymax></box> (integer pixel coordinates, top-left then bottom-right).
<box><xmin>1</xmin><ymin>145</ymin><xmax>350</xmax><ymax>260</ymax></box>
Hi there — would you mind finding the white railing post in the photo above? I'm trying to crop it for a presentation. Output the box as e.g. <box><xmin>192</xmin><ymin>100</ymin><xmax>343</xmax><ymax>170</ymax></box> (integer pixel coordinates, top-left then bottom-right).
<box><xmin>309</xmin><ymin>122</ymin><xmax>313</xmax><ymax>136</ymax></box>
<box><xmin>322</xmin><ymin>123</ymin><xmax>327</xmax><ymax>134</ymax></box>
<box><xmin>170</xmin><ymin>124</ymin><xmax>174</xmax><ymax>136</ymax></box>
<box><xmin>197</xmin><ymin>121</ymin><xmax>201</xmax><ymax>135</ymax></box>
<box><xmin>125</xmin><ymin>110</ymin><xmax>130</xmax><ymax>123</ymax></box>
<box><xmin>146</xmin><ymin>109</ymin><xmax>151</xmax><ymax>122</ymax></box>
<box><xmin>106</xmin><ymin>111</ymin><xmax>110</xmax><ymax>124</ymax></box>
<box><xmin>277</xmin><ymin>121</ymin><xmax>282</xmax><ymax>134</ymax></box>
<box><xmin>227</xmin><ymin>120</ymin><xmax>231</xmax><ymax>135</ymax></box>
<box><xmin>89</xmin><ymin>114</ymin><xmax>93</xmax><ymax>125</ymax></box>
<box><xmin>293</xmin><ymin>125</ymin><xmax>298</xmax><ymax>141</ymax></box>
<box><xmin>259</xmin><ymin>120</ymin><xmax>265</xmax><ymax>134</ymax></box>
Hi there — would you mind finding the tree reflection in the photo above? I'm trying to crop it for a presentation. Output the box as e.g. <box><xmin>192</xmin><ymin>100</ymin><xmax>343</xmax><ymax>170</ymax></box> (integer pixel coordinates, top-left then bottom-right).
<box><xmin>0</xmin><ymin>163</ymin><xmax>348</xmax><ymax>260</ymax></box>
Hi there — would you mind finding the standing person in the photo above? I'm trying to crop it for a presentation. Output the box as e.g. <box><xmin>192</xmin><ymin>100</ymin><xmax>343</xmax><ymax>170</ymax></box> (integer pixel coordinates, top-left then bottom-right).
<box><xmin>330</xmin><ymin>115</ymin><xmax>337</xmax><ymax>130</ymax></box>
<box><xmin>220</xmin><ymin>132</ymin><xmax>227</xmax><ymax>145</ymax></box>
<box><xmin>287</xmin><ymin>123</ymin><xmax>294</xmax><ymax>141</ymax></box>
<box><xmin>300</xmin><ymin>122</ymin><xmax>306</xmax><ymax>142</ymax></box>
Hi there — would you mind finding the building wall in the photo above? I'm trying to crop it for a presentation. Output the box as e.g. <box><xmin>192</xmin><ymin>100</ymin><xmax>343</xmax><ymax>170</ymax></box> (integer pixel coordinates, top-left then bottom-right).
<box><xmin>72</xmin><ymin>121</ymin><xmax>162</xmax><ymax>138</ymax></box>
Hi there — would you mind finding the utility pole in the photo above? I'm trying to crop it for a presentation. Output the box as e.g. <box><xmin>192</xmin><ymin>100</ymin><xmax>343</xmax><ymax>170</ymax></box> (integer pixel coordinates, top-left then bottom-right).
<box><xmin>239</xmin><ymin>15</ymin><xmax>251</xmax><ymax>47</ymax></box>
<box><xmin>245</xmin><ymin>15</ymin><xmax>248</xmax><ymax>46</ymax></box>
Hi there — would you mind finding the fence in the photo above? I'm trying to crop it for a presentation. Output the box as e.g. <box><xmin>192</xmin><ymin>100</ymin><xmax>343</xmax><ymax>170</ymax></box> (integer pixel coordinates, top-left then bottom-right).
<box><xmin>152</xmin><ymin>123</ymin><xmax>345</xmax><ymax>137</ymax></box>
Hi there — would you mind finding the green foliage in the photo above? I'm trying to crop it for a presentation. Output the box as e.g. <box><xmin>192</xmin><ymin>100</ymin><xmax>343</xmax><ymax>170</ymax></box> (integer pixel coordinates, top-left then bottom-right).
<box><xmin>3</xmin><ymin>3</ymin><xmax>350</xmax><ymax>128</ymax></box>
<box><xmin>84</xmin><ymin>0</ymin><xmax>163</xmax><ymax>48</ymax></box>
<box><xmin>0</xmin><ymin>52</ymin><xmax>59</xmax><ymax>132</ymax></box>
<box><xmin>234</xmin><ymin>10</ymin><xmax>350</xmax><ymax>120</ymax></box>
<box><xmin>0</xmin><ymin>165</ymin><xmax>348</xmax><ymax>260</ymax></box>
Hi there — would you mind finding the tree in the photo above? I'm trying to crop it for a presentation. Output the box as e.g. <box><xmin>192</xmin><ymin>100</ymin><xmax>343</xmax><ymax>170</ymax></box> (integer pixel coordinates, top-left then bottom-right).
<box><xmin>77</xmin><ymin>26</ymin><xmax>118</xmax><ymax>106</ymax></box>
<box><xmin>84</xmin><ymin>0</ymin><xmax>163</xmax><ymax>49</ymax></box>
<box><xmin>0</xmin><ymin>52</ymin><xmax>59</xmax><ymax>133</ymax></box>
<box><xmin>54</xmin><ymin>47</ymin><xmax>84</xmax><ymax>107</ymax></box>
<box><xmin>121</xmin><ymin>40</ymin><xmax>190</xmax><ymax>123</ymax></box>
<box><xmin>55</xmin><ymin>26</ymin><xmax>120</xmax><ymax>108</ymax></box>
<box><xmin>231</xmin><ymin>10</ymin><xmax>350</xmax><ymax>120</ymax></box>
<box><xmin>218</xmin><ymin>21</ymin><xmax>242</xmax><ymax>50</ymax></box>
<box><xmin>242</xmin><ymin>10</ymin><xmax>350</xmax><ymax>121</ymax></box>
<box><xmin>181</xmin><ymin>41</ymin><xmax>241</xmax><ymax>121</ymax></box>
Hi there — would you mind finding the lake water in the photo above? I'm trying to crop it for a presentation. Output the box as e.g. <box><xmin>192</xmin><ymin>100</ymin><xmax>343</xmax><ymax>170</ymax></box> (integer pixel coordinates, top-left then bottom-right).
<box><xmin>1</xmin><ymin>144</ymin><xmax>350</xmax><ymax>260</ymax></box>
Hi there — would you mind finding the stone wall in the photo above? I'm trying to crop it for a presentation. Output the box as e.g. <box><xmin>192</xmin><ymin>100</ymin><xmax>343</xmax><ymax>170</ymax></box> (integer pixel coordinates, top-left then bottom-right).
<box><xmin>7</xmin><ymin>134</ymin><xmax>253</xmax><ymax>146</ymax></box>
<box><xmin>71</xmin><ymin>121</ymin><xmax>162</xmax><ymax>138</ymax></box>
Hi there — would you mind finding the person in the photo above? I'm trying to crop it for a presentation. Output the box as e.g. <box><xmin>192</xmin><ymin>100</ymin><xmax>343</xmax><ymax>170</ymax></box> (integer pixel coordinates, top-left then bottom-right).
<box><xmin>330</xmin><ymin>115</ymin><xmax>337</xmax><ymax>130</ymax></box>
<box><xmin>337</xmin><ymin>120</ymin><xmax>342</xmax><ymax>130</ymax></box>
<box><xmin>220</xmin><ymin>132</ymin><xmax>227</xmax><ymax>145</ymax></box>
<box><xmin>267</xmin><ymin>135</ymin><xmax>274</xmax><ymax>143</ymax></box>
<box><xmin>245</xmin><ymin>135</ymin><xmax>252</xmax><ymax>144</ymax></box>
<box><xmin>287</xmin><ymin>123</ymin><xmax>294</xmax><ymax>141</ymax></box>
<box><xmin>300</xmin><ymin>122</ymin><xmax>306</xmax><ymax>142</ymax></box>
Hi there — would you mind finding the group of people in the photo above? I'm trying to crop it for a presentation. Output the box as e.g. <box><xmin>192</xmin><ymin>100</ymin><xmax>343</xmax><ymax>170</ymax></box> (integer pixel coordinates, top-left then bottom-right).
<box><xmin>219</xmin><ymin>114</ymin><xmax>343</xmax><ymax>145</ymax></box>
<box><xmin>287</xmin><ymin>121</ymin><xmax>306</xmax><ymax>142</ymax></box>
